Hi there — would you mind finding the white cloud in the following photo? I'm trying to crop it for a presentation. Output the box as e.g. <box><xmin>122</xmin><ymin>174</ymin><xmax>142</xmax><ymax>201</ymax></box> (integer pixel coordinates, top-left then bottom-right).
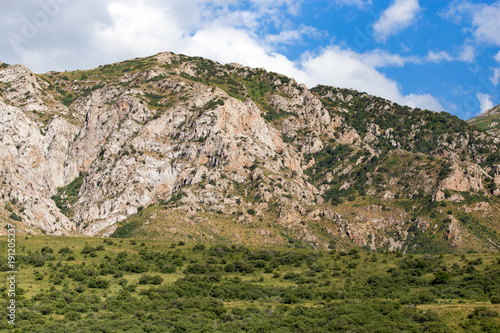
<box><xmin>299</xmin><ymin>46</ymin><xmax>443</xmax><ymax>111</ymax></box>
<box><xmin>458</xmin><ymin>43</ymin><xmax>475</xmax><ymax>62</ymax></box>
<box><xmin>94</xmin><ymin>1</ymin><xmax>186</xmax><ymax>57</ymax></box>
<box><xmin>403</xmin><ymin>93</ymin><xmax>444</xmax><ymax>111</ymax></box>
<box><xmin>495</xmin><ymin>51</ymin><xmax>500</xmax><ymax>63</ymax></box>
<box><xmin>359</xmin><ymin>49</ymin><xmax>416</xmax><ymax>67</ymax></box>
<box><xmin>188</xmin><ymin>27</ymin><xmax>305</xmax><ymax>79</ymax></box>
<box><xmin>472</xmin><ymin>2</ymin><xmax>500</xmax><ymax>45</ymax></box>
<box><xmin>476</xmin><ymin>92</ymin><xmax>494</xmax><ymax>113</ymax></box>
<box><xmin>265</xmin><ymin>25</ymin><xmax>322</xmax><ymax>45</ymax></box>
<box><xmin>491</xmin><ymin>51</ymin><xmax>500</xmax><ymax>87</ymax></box>
<box><xmin>373</xmin><ymin>0</ymin><xmax>421</xmax><ymax>42</ymax></box>
<box><xmin>357</xmin><ymin>47</ymin><xmax>472</xmax><ymax>68</ymax></box>
<box><xmin>426</xmin><ymin>51</ymin><xmax>453</xmax><ymax>63</ymax></box>
<box><xmin>445</xmin><ymin>1</ymin><xmax>500</xmax><ymax>46</ymax></box>
<box><xmin>334</xmin><ymin>0</ymin><xmax>372</xmax><ymax>8</ymax></box>
<box><xmin>492</xmin><ymin>68</ymin><xmax>500</xmax><ymax>87</ymax></box>
<box><xmin>424</xmin><ymin>43</ymin><xmax>475</xmax><ymax>64</ymax></box>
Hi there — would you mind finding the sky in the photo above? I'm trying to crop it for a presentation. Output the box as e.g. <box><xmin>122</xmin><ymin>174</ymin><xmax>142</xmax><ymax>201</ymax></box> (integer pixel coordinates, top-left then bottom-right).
<box><xmin>1</xmin><ymin>0</ymin><xmax>499</xmax><ymax>120</ymax></box>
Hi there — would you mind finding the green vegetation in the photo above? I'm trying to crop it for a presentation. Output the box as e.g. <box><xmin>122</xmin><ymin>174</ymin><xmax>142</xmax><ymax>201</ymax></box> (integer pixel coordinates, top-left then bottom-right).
<box><xmin>50</xmin><ymin>172</ymin><xmax>87</xmax><ymax>217</ymax></box>
<box><xmin>468</xmin><ymin>106</ymin><xmax>500</xmax><ymax>134</ymax></box>
<box><xmin>110</xmin><ymin>219</ymin><xmax>142</xmax><ymax>238</ymax></box>
<box><xmin>169</xmin><ymin>55</ymin><xmax>298</xmax><ymax>124</ymax></box>
<box><xmin>1</xmin><ymin>236</ymin><xmax>499</xmax><ymax>332</ymax></box>
<box><xmin>311</xmin><ymin>85</ymin><xmax>500</xmax><ymax>166</ymax></box>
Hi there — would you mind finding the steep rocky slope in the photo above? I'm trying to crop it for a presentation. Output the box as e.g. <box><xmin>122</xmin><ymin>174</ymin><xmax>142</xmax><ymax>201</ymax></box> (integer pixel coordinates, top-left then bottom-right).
<box><xmin>0</xmin><ymin>54</ymin><xmax>499</xmax><ymax>253</ymax></box>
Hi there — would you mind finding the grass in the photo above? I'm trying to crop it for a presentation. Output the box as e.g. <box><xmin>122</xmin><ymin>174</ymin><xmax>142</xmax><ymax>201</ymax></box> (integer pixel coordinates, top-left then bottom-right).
<box><xmin>1</xmin><ymin>236</ymin><xmax>499</xmax><ymax>331</ymax></box>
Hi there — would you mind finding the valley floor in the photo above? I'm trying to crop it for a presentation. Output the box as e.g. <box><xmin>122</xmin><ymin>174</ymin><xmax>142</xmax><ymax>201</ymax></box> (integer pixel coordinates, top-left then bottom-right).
<box><xmin>1</xmin><ymin>236</ymin><xmax>499</xmax><ymax>332</ymax></box>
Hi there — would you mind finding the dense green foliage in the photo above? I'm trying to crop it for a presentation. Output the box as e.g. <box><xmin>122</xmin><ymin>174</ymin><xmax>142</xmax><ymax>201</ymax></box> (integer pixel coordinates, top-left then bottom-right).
<box><xmin>50</xmin><ymin>172</ymin><xmax>87</xmax><ymax>217</ymax></box>
<box><xmin>311</xmin><ymin>85</ymin><xmax>500</xmax><ymax>166</ymax></box>
<box><xmin>1</xmin><ymin>237</ymin><xmax>499</xmax><ymax>332</ymax></box>
<box><xmin>110</xmin><ymin>220</ymin><xmax>142</xmax><ymax>238</ymax></box>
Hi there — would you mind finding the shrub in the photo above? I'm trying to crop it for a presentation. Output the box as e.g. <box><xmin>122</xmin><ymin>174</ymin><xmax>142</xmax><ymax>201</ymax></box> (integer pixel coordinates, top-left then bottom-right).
<box><xmin>192</xmin><ymin>244</ymin><xmax>206</xmax><ymax>252</ymax></box>
<box><xmin>9</xmin><ymin>213</ymin><xmax>22</xmax><ymax>221</ymax></box>
<box><xmin>139</xmin><ymin>275</ymin><xmax>164</xmax><ymax>285</ymax></box>
<box><xmin>58</xmin><ymin>247</ymin><xmax>72</xmax><ymax>254</ymax></box>
<box><xmin>80</xmin><ymin>245</ymin><xmax>95</xmax><ymax>254</ymax></box>
<box><xmin>468</xmin><ymin>307</ymin><xmax>499</xmax><ymax>318</ymax></box>
<box><xmin>88</xmin><ymin>277</ymin><xmax>109</xmax><ymax>289</ymax></box>
<box><xmin>65</xmin><ymin>311</ymin><xmax>82</xmax><ymax>321</ymax></box>
<box><xmin>432</xmin><ymin>271</ymin><xmax>450</xmax><ymax>285</ymax></box>
<box><xmin>41</xmin><ymin>246</ymin><xmax>53</xmax><ymax>254</ymax></box>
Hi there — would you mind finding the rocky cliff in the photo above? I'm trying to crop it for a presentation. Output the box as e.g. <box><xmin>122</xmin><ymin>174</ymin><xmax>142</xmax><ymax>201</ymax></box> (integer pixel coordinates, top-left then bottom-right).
<box><xmin>1</xmin><ymin>53</ymin><xmax>499</xmax><ymax>253</ymax></box>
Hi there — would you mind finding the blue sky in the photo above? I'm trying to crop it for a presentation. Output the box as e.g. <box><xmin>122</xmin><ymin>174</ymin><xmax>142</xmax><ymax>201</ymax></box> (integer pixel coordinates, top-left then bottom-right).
<box><xmin>1</xmin><ymin>0</ymin><xmax>499</xmax><ymax>119</ymax></box>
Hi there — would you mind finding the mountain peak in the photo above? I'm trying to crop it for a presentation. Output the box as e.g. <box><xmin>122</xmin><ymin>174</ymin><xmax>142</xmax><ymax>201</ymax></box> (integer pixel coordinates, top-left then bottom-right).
<box><xmin>1</xmin><ymin>52</ymin><xmax>499</xmax><ymax>253</ymax></box>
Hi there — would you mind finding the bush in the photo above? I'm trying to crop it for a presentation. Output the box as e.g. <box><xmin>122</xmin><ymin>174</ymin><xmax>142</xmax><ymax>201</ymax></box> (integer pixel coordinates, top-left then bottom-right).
<box><xmin>149</xmin><ymin>275</ymin><xmax>164</xmax><ymax>285</ymax></box>
<box><xmin>192</xmin><ymin>244</ymin><xmax>206</xmax><ymax>252</ymax></box>
<box><xmin>88</xmin><ymin>278</ymin><xmax>109</xmax><ymax>289</ymax></box>
<box><xmin>65</xmin><ymin>311</ymin><xmax>82</xmax><ymax>321</ymax></box>
<box><xmin>9</xmin><ymin>213</ymin><xmax>22</xmax><ymax>221</ymax></box>
<box><xmin>432</xmin><ymin>271</ymin><xmax>450</xmax><ymax>285</ymax></box>
<box><xmin>80</xmin><ymin>245</ymin><xmax>95</xmax><ymax>254</ymax></box>
<box><xmin>139</xmin><ymin>274</ymin><xmax>164</xmax><ymax>285</ymax></box>
<box><xmin>41</xmin><ymin>246</ymin><xmax>53</xmax><ymax>254</ymax></box>
<box><xmin>58</xmin><ymin>247</ymin><xmax>72</xmax><ymax>254</ymax></box>
<box><xmin>468</xmin><ymin>306</ymin><xmax>499</xmax><ymax>318</ymax></box>
<box><xmin>491</xmin><ymin>296</ymin><xmax>500</xmax><ymax>304</ymax></box>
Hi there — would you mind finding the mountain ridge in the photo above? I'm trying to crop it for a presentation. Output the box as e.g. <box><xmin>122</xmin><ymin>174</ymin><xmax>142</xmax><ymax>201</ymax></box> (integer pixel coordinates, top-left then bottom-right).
<box><xmin>469</xmin><ymin>103</ymin><xmax>500</xmax><ymax>137</ymax></box>
<box><xmin>1</xmin><ymin>51</ymin><xmax>499</xmax><ymax>253</ymax></box>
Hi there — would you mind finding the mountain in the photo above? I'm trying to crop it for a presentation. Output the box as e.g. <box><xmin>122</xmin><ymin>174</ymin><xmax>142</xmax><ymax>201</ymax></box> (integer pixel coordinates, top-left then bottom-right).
<box><xmin>469</xmin><ymin>103</ymin><xmax>500</xmax><ymax>137</ymax></box>
<box><xmin>1</xmin><ymin>53</ymin><xmax>499</xmax><ymax>253</ymax></box>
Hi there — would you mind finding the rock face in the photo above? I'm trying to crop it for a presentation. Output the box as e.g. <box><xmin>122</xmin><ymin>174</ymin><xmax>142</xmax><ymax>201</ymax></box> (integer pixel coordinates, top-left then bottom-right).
<box><xmin>0</xmin><ymin>53</ymin><xmax>499</xmax><ymax>252</ymax></box>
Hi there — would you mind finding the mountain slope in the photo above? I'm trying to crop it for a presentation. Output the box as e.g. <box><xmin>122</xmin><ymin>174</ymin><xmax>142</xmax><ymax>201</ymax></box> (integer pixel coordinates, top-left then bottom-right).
<box><xmin>469</xmin><ymin>103</ymin><xmax>500</xmax><ymax>137</ymax></box>
<box><xmin>1</xmin><ymin>53</ymin><xmax>499</xmax><ymax>253</ymax></box>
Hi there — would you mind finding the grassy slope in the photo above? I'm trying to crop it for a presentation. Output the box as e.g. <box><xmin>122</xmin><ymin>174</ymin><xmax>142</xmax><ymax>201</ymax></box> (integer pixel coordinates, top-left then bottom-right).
<box><xmin>1</xmin><ymin>236</ymin><xmax>499</xmax><ymax>331</ymax></box>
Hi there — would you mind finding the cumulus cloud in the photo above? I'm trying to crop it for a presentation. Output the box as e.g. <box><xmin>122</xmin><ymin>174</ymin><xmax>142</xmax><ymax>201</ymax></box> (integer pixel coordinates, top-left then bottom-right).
<box><xmin>0</xmin><ymin>0</ymin><xmax>444</xmax><ymax>112</ymax></box>
<box><xmin>298</xmin><ymin>46</ymin><xmax>443</xmax><ymax>111</ymax></box>
<box><xmin>457</xmin><ymin>43</ymin><xmax>475</xmax><ymax>62</ymax></box>
<box><xmin>373</xmin><ymin>0</ymin><xmax>421</xmax><ymax>42</ymax></box>
<box><xmin>445</xmin><ymin>1</ymin><xmax>500</xmax><ymax>46</ymax></box>
<box><xmin>471</xmin><ymin>2</ymin><xmax>500</xmax><ymax>45</ymax></box>
<box><xmin>426</xmin><ymin>51</ymin><xmax>454</xmax><ymax>63</ymax></box>
<box><xmin>476</xmin><ymin>92</ymin><xmax>494</xmax><ymax>113</ymax></box>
